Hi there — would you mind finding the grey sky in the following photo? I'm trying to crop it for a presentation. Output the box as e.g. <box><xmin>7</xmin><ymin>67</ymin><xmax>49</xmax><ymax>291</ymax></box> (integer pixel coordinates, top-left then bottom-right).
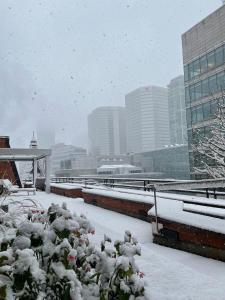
<box><xmin>0</xmin><ymin>0</ymin><xmax>221</xmax><ymax>148</ymax></box>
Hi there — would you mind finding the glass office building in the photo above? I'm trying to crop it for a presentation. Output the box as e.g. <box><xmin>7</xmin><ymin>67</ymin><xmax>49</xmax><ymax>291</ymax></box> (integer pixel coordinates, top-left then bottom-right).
<box><xmin>168</xmin><ymin>75</ymin><xmax>187</xmax><ymax>145</ymax></box>
<box><xmin>182</xmin><ymin>4</ymin><xmax>225</xmax><ymax>179</ymax></box>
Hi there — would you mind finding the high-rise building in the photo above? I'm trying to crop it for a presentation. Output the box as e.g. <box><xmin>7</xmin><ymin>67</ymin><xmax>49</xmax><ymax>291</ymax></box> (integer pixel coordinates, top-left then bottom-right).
<box><xmin>37</xmin><ymin>124</ymin><xmax>55</xmax><ymax>149</ymax></box>
<box><xmin>182</xmin><ymin>4</ymin><xmax>225</xmax><ymax>178</ymax></box>
<box><xmin>168</xmin><ymin>75</ymin><xmax>187</xmax><ymax>145</ymax></box>
<box><xmin>125</xmin><ymin>85</ymin><xmax>170</xmax><ymax>153</ymax></box>
<box><xmin>88</xmin><ymin>106</ymin><xmax>127</xmax><ymax>156</ymax></box>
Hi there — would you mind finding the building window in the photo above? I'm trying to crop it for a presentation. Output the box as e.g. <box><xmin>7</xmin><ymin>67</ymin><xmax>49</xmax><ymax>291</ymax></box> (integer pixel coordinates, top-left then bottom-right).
<box><xmin>189</xmin><ymin>85</ymin><xmax>195</xmax><ymax>102</ymax></box>
<box><xmin>207</xmin><ymin>50</ymin><xmax>216</xmax><ymax>70</ymax></box>
<box><xmin>208</xmin><ymin>74</ymin><xmax>217</xmax><ymax>94</ymax></box>
<box><xmin>210</xmin><ymin>100</ymin><xmax>218</xmax><ymax>116</ymax></box>
<box><xmin>193</xmin><ymin>59</ymin><xmax>201</xmax><ymax>77</ymax></box>
<box><xmin>195</xmin><ymin>82</ymin><xmax>202</xmax><ymax>100</ymax></box>
<box><xmin>201</xmin><ymin>78</ymin><xmax>209</xmax><ymax>97</ymax></box>
<box><xmin>200</xmin><ymin>55</ymin><xmax>208</xmax><ymax>74</ymax></box>
<box><xmin>217</xmin><ymin>71</ymin><xmax>225</xmax><ymax>91</ymax></box>
<box><xmin>196</xmin><ymin>105</ymin><xmax>203</xmax><ymax>122</ymax></box>
<box><xmin>185</xmin><ymin>87</ymin><xmax>190</xmax><ymax>106</ymax></box>
<box><xmin>188</xmin><ymin>62</ymin><xmax>194</xmax><ymax>80</ymax></box>
<box><xmin>215</xmin><ymin>45</ymin><xmax>224</xmax><ymax>66</ymax></box>
<box><xmin>203</xmin><ymin>102</ymin><xmax>211</xmax><ymax>119</ymax></box>
<box><xmin>185</xmin><ymin>44</ymin><xmax>225</xmax><ymax>82</ymax></box>
<box><xmin>184</xmin><ymin>65</ymin><xmax>189</xmax><ymax>82</ymax></box>
<box><xmin>191</xmin><ymin>107</ymin><xmax>197</xmax><ymax>124</ymax></box>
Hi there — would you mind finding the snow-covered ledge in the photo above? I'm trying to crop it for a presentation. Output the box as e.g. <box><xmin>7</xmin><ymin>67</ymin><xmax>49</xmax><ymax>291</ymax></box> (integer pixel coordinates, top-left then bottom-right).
<box><xmin>148</xmin><ymin>198</ymin><xmax>225</xmax><ymax>235</ymax></box>
<box><xmin>82</xmin><ymin>187</ymin><xmax>154</xmax><ymax>205</ymax></box>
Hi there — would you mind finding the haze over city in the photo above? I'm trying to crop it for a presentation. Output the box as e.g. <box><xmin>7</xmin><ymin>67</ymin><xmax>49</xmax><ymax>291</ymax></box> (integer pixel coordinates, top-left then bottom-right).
<box><xmin>0</xmin><ymin>0</ymin><xmax>221</xmax><ymax>148</ymax></box>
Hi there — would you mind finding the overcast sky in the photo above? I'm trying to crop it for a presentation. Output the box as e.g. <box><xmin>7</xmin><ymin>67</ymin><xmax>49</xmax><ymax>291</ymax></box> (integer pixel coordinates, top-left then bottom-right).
<box><xmin>0</xmin><ymin>0</ymin><xmax>222</xmax><ymax>148</ymax></box>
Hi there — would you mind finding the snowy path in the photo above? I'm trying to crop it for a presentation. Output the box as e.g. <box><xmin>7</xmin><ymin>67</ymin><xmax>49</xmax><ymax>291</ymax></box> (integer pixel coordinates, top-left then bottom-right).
<box><xmin>35</xmin><ymin>192</ymin><xmax>225</xmax><ymax>300</ymax></box>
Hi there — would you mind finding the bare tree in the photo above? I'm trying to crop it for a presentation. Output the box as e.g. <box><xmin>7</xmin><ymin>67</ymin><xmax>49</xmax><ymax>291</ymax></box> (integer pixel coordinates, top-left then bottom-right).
<box><xmin>193</xmin><ymin>92</ymin><xmax>225</xmax><ymax>178</ymax></box>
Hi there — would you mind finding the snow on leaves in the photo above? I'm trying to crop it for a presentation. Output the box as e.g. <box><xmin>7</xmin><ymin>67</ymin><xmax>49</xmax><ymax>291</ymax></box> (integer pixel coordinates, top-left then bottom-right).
<box><xmin>0</xmin><ymin>203</ymin><xmax>146</xmax><ymax>299</ymax></box>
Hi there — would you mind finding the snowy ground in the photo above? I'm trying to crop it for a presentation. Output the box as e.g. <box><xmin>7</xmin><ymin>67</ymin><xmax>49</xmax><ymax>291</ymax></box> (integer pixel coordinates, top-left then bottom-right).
<box><xmin>20</xmin><ymin>192</ymin><xmax>225</xmax><ymax>299</ymax></box>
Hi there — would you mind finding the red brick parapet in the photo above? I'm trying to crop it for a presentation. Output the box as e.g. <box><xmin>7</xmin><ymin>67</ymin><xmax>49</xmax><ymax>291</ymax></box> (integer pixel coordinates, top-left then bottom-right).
<box><xmin>0</xmin><ymin>136</ymin><xmax>21</xmax><ymax>187</ymax></box>
<box><xmin>82</xmin><ymin>191</ymin><xmax>153</xmax><ymax>221</ymax></box>
<box><xmin>51</xmin><ymin>185</ymin><xmax>83</xmax><ymax>198</ymax></box>
<box><xmin>149</xmin><ymin>215</ymin><xmax>225</xmax><ymax>261</ymax></box>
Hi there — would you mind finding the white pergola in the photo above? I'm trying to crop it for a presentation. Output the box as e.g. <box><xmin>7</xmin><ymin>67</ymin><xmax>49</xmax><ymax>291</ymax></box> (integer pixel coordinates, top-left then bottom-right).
<box><xmin>0</xmin><ymin>148</ymin><xmax>51</xmax><ymax>193</ymax></box>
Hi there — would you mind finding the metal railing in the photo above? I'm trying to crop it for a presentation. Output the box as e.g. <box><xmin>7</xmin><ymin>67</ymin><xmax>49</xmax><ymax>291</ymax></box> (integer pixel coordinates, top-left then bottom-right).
<box><xmin>51</xmin><ymin>176</ymin><xmax>225</xmax><ymax>198</ymax></box>
<box><xmin>51</xmin><ymin>176</ymin><xmax>176</xmax><ymax>191</ymax></box>
<box><xmin>147</xmin><ymin>178</ymin><xmax>225</xmax><ymax>234</ymax></box>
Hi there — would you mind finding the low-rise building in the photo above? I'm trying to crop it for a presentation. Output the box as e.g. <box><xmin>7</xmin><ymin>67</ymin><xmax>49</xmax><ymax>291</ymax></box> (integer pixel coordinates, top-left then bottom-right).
<box><xmin>97</xmin><ymin>164</ymin><xmax>142</xmax><ymax>175</ymax></box>
<box><xmin>51</xmin><ymin>143</ymin><xmax>87</xmax><ymax>175</ymax></box>
<box><xmin>131</xmin><ymin>145</ymin><xmax>190</xmax><ymax>179</ymax></box>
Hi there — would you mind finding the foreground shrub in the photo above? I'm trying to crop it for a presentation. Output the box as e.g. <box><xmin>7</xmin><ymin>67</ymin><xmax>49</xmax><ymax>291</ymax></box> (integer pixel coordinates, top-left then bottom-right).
<box><xmin>0</xmin><ymin>203</ymin><xmax>146</xmax><ymax>299</ymax></box>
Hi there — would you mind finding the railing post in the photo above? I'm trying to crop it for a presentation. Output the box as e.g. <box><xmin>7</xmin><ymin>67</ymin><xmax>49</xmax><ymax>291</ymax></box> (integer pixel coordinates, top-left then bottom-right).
<box><xmin>144</xmin><ymin>180</ymin><xmax>146</xmax><ymax>191</ymax></box>
<box><xmin>153</xmin><ymin>186</ymin><xmax>159</xmax><ymax>235</ymax></box>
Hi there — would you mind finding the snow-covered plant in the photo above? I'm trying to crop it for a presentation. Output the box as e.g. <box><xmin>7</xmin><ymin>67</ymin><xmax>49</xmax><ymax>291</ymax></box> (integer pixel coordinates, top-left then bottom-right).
<box><xmin>98</xmin><ymin>231</ymin><xmax>144</xmax><ymax>300</ymax></box>
<box><xmin>0</xmin><ymin>202</ymin><xmax>145</xmax><ymax>299</ymax></box>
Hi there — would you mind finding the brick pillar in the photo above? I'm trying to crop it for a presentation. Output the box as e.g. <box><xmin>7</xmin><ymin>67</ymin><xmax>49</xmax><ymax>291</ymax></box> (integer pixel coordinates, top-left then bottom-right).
<box><xmin>0</xmin><ymin>136</ymin><xmax>22</xmax><ymax>187</ymax></box>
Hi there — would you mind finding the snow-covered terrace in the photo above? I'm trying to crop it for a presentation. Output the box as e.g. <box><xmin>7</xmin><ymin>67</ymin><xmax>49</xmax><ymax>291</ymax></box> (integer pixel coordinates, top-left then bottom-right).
<box><xmin>20</xmin><ymin>191</ymin><xmax>225</xmax><ymax>300</ymax></box>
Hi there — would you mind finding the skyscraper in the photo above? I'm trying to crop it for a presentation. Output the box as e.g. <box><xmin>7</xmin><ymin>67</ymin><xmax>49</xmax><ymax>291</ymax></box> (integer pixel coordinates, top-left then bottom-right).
<box><xmin>37</xmin><ymin>125</ymin><xmax>55</xmax><ymax>149</ymax></box>
<box><xmin>125</xmin><ymin>85</ymin><xmax>170</xmax><ymax>153</ymax></box>
<box><xmin>88</xmin><ymin>106</ymin><xmax>127</xmax><ymax>156</ymax></box>
<box><xmin>168</xmin><ymin>75</ymin><xmax>187</xmax><ymax>145</ymax></box>
<box><xmin>182</xmin><ymin>4</ymin><xmax>225</xmax><ymax>178</ymax></box>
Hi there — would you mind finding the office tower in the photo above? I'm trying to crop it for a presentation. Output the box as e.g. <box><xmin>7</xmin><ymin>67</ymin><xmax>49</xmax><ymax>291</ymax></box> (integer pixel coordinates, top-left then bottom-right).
<box><xmin>182</xmin><ymin>5</ymin><xmax>225</xmax><ymax>178</ymax></box>
<box><xmin>88</xmin><ymin>106</ymin><xmax>127</xmax><ymax>156</ymax></box>
<box><xmin>125</xmin><ymin>85</ymin><xmax>170</xmax><ymax>153</ymax></box>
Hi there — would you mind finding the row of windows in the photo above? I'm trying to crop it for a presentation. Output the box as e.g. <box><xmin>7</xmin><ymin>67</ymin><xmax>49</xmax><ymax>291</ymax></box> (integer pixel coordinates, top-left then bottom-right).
<box><xmin>184</xmin><ymin>44</ymin><xmax>225</xmax><ymax>82</ymax></box>
<box><xmin>186</xmin><ymin>98</ymin><xmax>224</xmax><ymax>127</ymax></box>
<box><xmin>185</xmin><ymin>70</ymin><xmax>225</xmax><ymax>105</ymax></box>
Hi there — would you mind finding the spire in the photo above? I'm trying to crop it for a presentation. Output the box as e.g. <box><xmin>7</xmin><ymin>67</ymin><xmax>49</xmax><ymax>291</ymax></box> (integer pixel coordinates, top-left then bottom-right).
<box><xmin>30</xmin><ymin>132</ymin><xmax>38</xmax><ymax>149</ymax></box>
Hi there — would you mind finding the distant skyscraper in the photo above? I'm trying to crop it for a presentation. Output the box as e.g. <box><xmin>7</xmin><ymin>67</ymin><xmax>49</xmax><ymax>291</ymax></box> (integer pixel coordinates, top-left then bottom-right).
<box><xmin>30</xmin><ymin>132</ymin><xmax>38</xmax><ymax>149</ymax></box>
<box><xmin>37</xmin><ymin>125</ymin><xmax>55</xmax><ymax>149</ymax></box>
<box><xmin>168</xmin><ymin>75</ymin><xmax>187</xmax><ymax>145</ymax></box>
<box><xmin>125</xmin><ymin>85</ymin><xmax>170</xmax><ymax>153</ymax></box>
<box><xmin>88</xmin><ymin>106</ymin><xmax>127</xmax><ymax>156</ymax></box>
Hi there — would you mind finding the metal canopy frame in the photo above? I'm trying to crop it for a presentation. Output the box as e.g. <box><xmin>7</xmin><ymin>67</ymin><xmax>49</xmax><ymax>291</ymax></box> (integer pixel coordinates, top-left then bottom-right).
<box><xmin>0</xmin><ymin>148</ymin><xmax>51</xmax><ymax>193</ymax></box>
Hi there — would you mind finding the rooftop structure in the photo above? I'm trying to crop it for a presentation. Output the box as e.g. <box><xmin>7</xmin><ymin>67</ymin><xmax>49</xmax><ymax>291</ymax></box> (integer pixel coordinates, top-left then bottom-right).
<box><xmin>97</xmin><ymin>164</ymin><xmax>142</xmax><ymax>175</ymax></box>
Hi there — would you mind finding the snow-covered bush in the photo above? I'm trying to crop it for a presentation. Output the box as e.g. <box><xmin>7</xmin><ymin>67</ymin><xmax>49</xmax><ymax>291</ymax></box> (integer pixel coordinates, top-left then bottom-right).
<box><xmin>0</xmin><ymin>203</ymin><xmax>146</xmax><ymax>299</ymax></box>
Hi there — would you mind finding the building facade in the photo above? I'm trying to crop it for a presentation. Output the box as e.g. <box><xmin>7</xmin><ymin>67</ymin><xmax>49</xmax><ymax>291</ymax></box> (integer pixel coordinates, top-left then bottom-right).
<box><xmin>182</xmin><ymin>4</ymin><xmax>225</xmax><ymax>178</ymax></box>
<box><xmin>51</xmin><ymin>143</ymin><xmax>87</xmax><ymax>175</ymax></box>
<box><xmin>88</xmin><ymin>106</ymin><xmax>127</xmax><ymax>156</ymax></box>
<box><xmin>131</xmin><ymin>145</ymin><xmax>190</xmax><ymax>180</ymax></box>
<box><xmin>125</xmin><ymin>85</ymin><xmax>170</xmax><ymax>153</ymax></box>
<box><xmin>168</xmin><ymin>75</ymin><xmax>187</xmax><ymax>145</ymax></box>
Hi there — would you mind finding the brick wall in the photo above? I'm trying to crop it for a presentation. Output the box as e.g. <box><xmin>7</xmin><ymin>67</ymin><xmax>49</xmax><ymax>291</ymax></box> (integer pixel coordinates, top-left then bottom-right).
<box><xmin>0</xmin><ymin>137</ymin><xmax>21</xmax><ymax>187</ymax></box>
<box><xmin>51</xmin><ymin>186</ymin><xmax>83</xmax><ymax>198</ymax></box>
<box><xmin>150</xmin><ymin>215</ymin><xmax>225</xmax><ymax>261</ymax></box>
<box><xmin>83</xmin><ymin>191</ymin><xmax>153</xmax><ymax>221</ymax></box>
